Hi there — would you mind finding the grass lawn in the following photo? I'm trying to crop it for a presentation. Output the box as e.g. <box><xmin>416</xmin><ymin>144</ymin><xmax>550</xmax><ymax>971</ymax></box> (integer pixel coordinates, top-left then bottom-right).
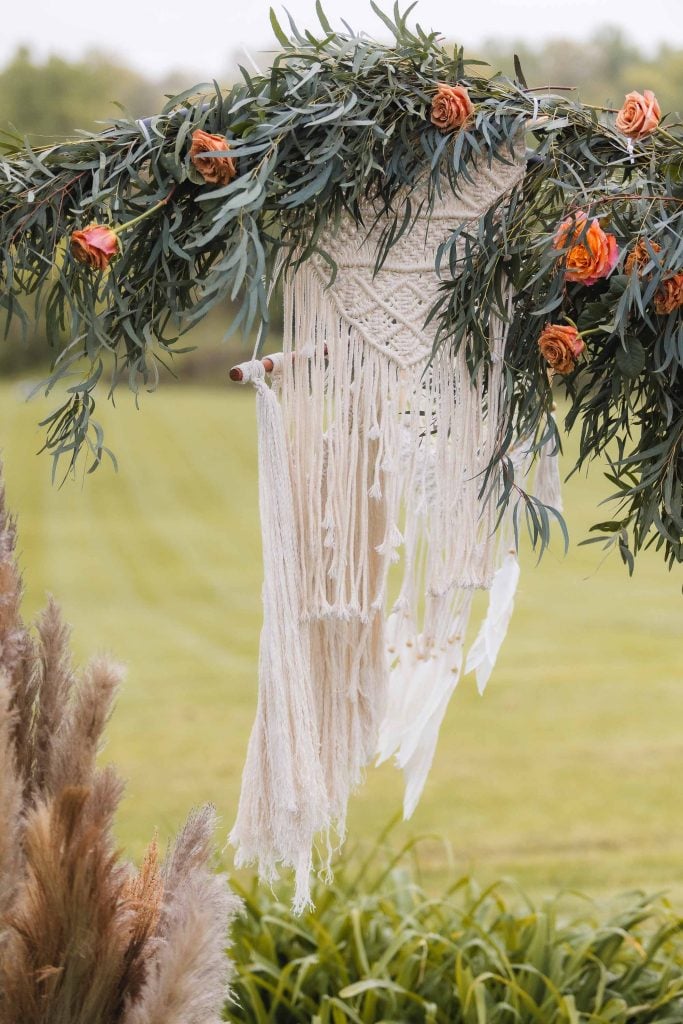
<box><xmin>0</xmin><ymin>377</ymin><xmax>681</xmax><ymax>902</ymax></box>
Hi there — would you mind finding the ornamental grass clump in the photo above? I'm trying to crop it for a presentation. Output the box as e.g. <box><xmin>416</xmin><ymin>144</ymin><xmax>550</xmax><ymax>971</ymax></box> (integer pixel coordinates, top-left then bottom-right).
<box><xmin>225</xmin><ymin>843</ymin><xmax>683</xmax><ymax>1023</ymax></box>
<box><xmin>0</xmin><ymin>465</ymin><xmax>239</xmax><ymax>1024</ymax></box>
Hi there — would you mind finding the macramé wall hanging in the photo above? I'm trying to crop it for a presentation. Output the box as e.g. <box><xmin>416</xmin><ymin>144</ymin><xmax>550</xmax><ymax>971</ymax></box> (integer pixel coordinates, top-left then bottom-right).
<box><xmin>0</xmin><ymin>6</ymin><xmax>680</xmax><ymax>909</ymax></box>
<box><xmin>228</xmin><ymin>152</ymin><xmax>537</xmax><ymax>908</ymax></box>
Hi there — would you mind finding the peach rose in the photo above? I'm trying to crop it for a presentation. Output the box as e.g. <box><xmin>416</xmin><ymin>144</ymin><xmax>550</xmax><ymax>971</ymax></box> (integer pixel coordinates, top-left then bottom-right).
<box><xmin>538</xmin><ymin>323</ymin><xmax>585</xmax><ymax>374</ymax></box>
<box><xmin>70</xmin><ymin>224</ymin><xmax>119</xmax><ymax>271</ymax></box>
<box><xmin>554</xmin><ymin>212</ymin><xmax>619</xmax><ymax>286</ymax></box>
<box><xmin>654</xmin><ymin>272</ymin><xmax>683</xmax><ymax>315</ymax></box>
<box><xmin>189</xmin><ymin>130</ymin><xmax>236</xmax><ymax>186</ymax></box>
<box><xmin>615</xmin><ymin>90</ymin><xmax>661</xmax><ymax>140</ymax></box>
<box><xmin>430</xmin><ymin>83</ymin><xmax>474</xmax><ymax>132</ymax></box>
<box><xmin>624</xmin><ymin>238</ymin><xmax>662</xmax><ymax>276</ymax></box>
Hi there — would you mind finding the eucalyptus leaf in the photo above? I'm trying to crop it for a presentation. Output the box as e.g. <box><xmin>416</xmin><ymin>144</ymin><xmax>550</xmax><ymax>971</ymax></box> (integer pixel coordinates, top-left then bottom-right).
<box><xmin>615</xmin><ymin>336</ymin><xmax>646</xmax><ymax>378</ymax></box>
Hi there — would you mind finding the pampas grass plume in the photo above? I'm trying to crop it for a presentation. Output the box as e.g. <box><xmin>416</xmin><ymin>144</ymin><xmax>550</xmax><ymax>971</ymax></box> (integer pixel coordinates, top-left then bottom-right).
<box><xmin>0</xmin><ymin>462</ymin><xmax>239</xmax><ymax>1024</ymax></box>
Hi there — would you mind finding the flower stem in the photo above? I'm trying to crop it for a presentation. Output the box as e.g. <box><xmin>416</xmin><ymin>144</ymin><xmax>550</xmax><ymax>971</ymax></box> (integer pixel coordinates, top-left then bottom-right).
<box><xmin>656</xmin><ymin>127</ymin><xmax>683</xmax><ymax>146</ymax></box>
<box><xmin>113</xmin><ymin>186</ymin><xmax>176</xmax><ymax>235</ymax></box>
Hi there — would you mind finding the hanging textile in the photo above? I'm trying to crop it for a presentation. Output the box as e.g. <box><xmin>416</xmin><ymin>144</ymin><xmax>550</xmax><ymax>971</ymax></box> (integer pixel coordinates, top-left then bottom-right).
<box><xmin>230</xmin><ymin>150</ymin><xmax>538</xmax><ymax>908</ymax></box>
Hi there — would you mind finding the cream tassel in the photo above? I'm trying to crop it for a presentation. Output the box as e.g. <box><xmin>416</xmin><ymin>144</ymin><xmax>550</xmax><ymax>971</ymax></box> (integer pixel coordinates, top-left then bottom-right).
<box><xmin>229</xmin><ymin>358</ymin><xmax>328</xmax><ymax>914</ymax></box>
<box><xmin>465</xmin><ymin>415</ymin><xmax>562</xmax><ymax>697</ymax></box>
<box><xmin>379</xmin><ymin>594</ymin><xmax>474</xmax><ymax>819</ymax></box>
<box><xmin>465</xmin><ymin>552</ymin><xmax>520</xmax><ymax>695</ymax></box>
<box><xmin>281</xmin><ymin>263</ymin><xmax>395</xmax><ymax>849</ymax></box>
<box><xmin>533</xmin><ymin>412</ymin><xmax>563</xmax><ymax>512</ymax></box>
<box><xmin>464</xmin><ymin>439</ymin><xmax>534</xmax><ymax>694</ymax></box>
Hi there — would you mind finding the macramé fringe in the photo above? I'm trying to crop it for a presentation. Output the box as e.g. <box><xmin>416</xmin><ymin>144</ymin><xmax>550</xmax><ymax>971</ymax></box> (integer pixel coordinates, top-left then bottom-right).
<box><xmin>230</xmin><ymin>155</ymin><xmax>547</xmax><ymax>909</ymax></box>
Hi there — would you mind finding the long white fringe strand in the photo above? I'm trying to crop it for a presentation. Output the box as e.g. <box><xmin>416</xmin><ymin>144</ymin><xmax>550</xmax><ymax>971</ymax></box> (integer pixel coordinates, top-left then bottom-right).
<box><xmin>229</xmin><ymin>359</ymin><xmax>329</xmax><ymax>913</ymax></box>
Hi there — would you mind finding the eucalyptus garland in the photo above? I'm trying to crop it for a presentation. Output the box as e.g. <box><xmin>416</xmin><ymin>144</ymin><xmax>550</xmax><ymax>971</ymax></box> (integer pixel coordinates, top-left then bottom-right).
<box><xmin>0</xmin><ymin>3</ymin><xmax>681</xmax><ymax>572</ymax></box>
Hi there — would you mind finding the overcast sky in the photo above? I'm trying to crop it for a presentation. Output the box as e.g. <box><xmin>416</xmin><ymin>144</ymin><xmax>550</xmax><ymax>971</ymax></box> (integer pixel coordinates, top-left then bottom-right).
<box><xmin>2</xmin><ymin>0</ymin><xmax>682</xmax><ymax>79</ymax></box>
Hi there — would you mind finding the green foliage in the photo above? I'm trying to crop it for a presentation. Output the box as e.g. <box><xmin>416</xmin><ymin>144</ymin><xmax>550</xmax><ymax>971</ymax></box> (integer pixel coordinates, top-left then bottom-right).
<box><xmin>226</xmin><ymin>841</ymin><xmax>683</xmax><ymax>1022</ymax></box>
<box><xmin>0</xmin><ymin>47</ymin><xmax>203</xmax><ymax>378</ymax></box>
<box><xmin>0</xmin><ymin>6</ymin><xmax>515</xmax><ymax>473</ymax></box>
<box><xmin>439</xmin><ymin>101</ymin><xmax>683</xmax><ymax>569</ymax></box>
<box><xmin>0</xmin><ymin>4</ymin><xmax>681</xmax><ymax>570</ymax></box>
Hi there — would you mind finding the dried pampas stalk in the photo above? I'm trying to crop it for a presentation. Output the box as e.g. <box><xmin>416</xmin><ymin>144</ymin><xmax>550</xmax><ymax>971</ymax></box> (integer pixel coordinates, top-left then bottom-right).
<box><xmin>123</xmin><ymin>807</ymin><xmax>239</xmax><ymax>1024</ymax></box>
<box><xmin>0</xmin><ymin>782</ymin><xmax>144</xmax><ymax>1024</ymax></box>
<box><xmin>46</xmin><ymin>654</ymin><xmax>124</xmax><ymax>796</ymax></box>
<box><xmin>30</xmin><ymin>598</ymin><xmax>76</xmax><ymax>795</ymax></box>
<box><xmin>0</xmin><ymin>679</ymin><xmax>22</xmax><ymax>927</ymax></box>
<box><xmin>0</xmin><ymin>478</ymin><xmax>24</xmax><ymax>680</ymax></box>
<box><xmin>119</xmin><ymin>836</ymin><xmax>165</xmax><ymax>1009</ymax></box>
<box><xmin>0</xmin><ymin>462</ymin><xmax>239</xmax><ymax>1024</ymax></box>
<box><xmin>0</xmin><ymin>473</ymin><xmax>34</xmax><ymax>789</ymax></box>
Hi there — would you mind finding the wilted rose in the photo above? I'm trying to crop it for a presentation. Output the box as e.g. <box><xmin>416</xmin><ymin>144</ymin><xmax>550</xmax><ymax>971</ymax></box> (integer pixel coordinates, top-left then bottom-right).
<box><xmin>430</xmin><ymin>83</ymin><xmax>474</xmax><ymax>132</ymax></box>
<box><xmin>70</xmin><ymin>225</ymin><xmax>119</xmax><ymax>271</ymax></box>
<box><xmin>554</xmin><ymin>211</ymin><xmax>619</xmax><ymax>286</ymax></box>
<box><xmin>538</xmin><ymin>323</ymin><xmax>585</xmax><ymax>375</ymax></box>
<box><xmin>624</xmin><ymin>238</ymin><xmax>662</xmax><ymax>276</ymax></box>
<box><xmin>615</xmin><ymin>90</ymin><xmax>661</xmax><ymax>140</ymax></box>
<box><xmin>654</xmin><ymin>272</ymin><xmax>683</xmax><ymax>315</ymax></box>
<box><xmin>189</xmin><ymin>130</ymin><xmax>236</xmax><ymax>186</ymax></box>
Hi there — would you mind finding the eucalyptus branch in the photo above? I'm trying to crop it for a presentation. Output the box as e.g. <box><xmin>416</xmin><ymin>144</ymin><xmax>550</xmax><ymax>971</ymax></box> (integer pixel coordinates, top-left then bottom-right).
<box><xmin>0</xmin><ymin>2</ymin><xmax>681</xmax><ymax>571</ymax></box>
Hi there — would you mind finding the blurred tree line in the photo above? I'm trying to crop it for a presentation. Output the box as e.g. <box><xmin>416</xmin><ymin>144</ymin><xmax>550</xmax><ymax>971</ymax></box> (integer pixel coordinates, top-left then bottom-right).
<box><xmin>483</xmin><ymin>27</ymin><xmax>683</xmax><ymax>115</ymax></box>
<box><xmin>0</xmin><ymin>30</ymin><xmax>681</xmax><ymax>380</ymax></box>
<box><xmin>0</xmin><ymin>47</ymin><xmax>190</xmax><ymax>140</ymax></box>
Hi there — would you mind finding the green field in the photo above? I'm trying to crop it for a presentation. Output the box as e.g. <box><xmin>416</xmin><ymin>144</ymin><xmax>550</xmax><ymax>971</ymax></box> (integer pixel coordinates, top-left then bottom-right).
<box><xmin>0</xmin><ymin>377</ymin><xmax>681</xmax><ymax>901</ymax></box>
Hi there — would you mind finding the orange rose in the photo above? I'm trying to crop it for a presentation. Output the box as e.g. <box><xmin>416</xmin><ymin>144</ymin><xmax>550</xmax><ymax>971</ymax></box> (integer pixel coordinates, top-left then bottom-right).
<box><xmin>654</xmin><ymin>272</ymin><xmax>683</xmax><ymax>315</ymax></box>
<box><xmin>624</xmin><ymin>238</ymin><xmax>662</xmax><ymax>276</ymax></box>
<box><xmin>615</xmin><ymin>90</ymin><xmax>661</xmax><ymax>140</ymax></box>
<box><xmin>189</xmin><ymin>130</ymin><xmax>236</xmax><ymax>186</ymax></box>
<box><xmin>538</xmin><ymin>323</ymin><xmax>585</xmax><ymax>375</ymax></box>
<box><xmin>430</xmin><ymin>84</ymin><xmax>474</xmax><ymax>132</ymax></box>
<box><xmin>70</xmin><ymin>224</ymin><xmax>119</xmax><ymax>271</ymax></box>
<box><xmin>554</xmin><ymin>212</ymin><xmax>619</xmax><ymax>286</ymax></box>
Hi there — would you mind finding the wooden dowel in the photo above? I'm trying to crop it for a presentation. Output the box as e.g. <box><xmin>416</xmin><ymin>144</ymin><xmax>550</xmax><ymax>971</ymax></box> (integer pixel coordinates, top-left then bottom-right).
<box><xmin>229</xmin><ymin>357</ymin><xmax>274</xmax><ymax>382</ymax></box>
<box><xmin>229</xmin><ymin>346</ymin><xmax>328</xmax><ymax>383</ymax></box>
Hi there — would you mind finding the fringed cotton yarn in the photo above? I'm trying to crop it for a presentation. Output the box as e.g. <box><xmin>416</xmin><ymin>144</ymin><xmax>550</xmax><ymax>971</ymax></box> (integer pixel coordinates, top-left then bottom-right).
<box><xmin>228</xmin><ymin>358</ymin><xmax>329</xmax><ymax>913</ymax></box>
<box><xmin>231</xmin><ymin>152</ymin><xmax>531</xmax><ymax>908</ymax></box>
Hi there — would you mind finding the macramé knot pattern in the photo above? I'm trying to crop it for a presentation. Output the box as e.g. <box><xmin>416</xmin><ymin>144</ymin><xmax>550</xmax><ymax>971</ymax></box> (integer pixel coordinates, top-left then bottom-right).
<box><xmin>230</xmin><ymin>147</ymin><xmax>548</xmax><ymax>914</ymax></box>
<box><xmin>310</xmin><ymin>157</ymin><xmax>526</xmax><ymax>370</ymax></box>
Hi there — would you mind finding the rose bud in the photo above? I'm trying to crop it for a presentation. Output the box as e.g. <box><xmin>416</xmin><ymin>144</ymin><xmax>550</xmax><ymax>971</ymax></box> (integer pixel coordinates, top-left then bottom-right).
<box><xmin>554</xmin><ymin>211</ymin><xmax>619</xmax><ymax>286</ymax></box>
<box><xmin>70</xmin><ymin>224</ymin><xmax>119</xmax><ymax>271</ymax></box>
<box><xmin>430</xmin><ymin>83</ymin><xmax>474</xmax><ymax>132</ymax></box>
<box><xmin>538</xmin><ymin>323</ymin><xmax>585</xmax><ymax>375</ymax></box>
<box><xmin>189</xmin><ymin>129</ymin><xmax>237</xmax><ymax>186</ymax></box>
<box><xmin>615</xmin><ymin>90</ymin><xmax>661</xmax><ymax>140</ymax></box>
<box><xmin>654</xmin><ymin>272</ymin><xmax>683</xmax><ymax>315</ymax></box>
